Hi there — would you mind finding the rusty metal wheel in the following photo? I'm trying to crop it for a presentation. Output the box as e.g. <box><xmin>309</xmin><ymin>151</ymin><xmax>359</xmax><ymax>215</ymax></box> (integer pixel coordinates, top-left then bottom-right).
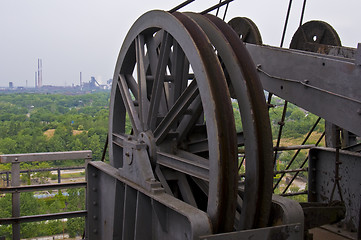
<box><xmin>228</xmin><ymin>17</ymin><xmax>263</xmax><ymax>45</ymax></box>
<box><xmin>184</xmin><ymin>13</ymin><xmax>273</xmax><ymax>230</ymax></box>
<box><xmin>109</xmin><ymin>10</ymin><xmax>238</xmax><ymax>233</ymax></box>
<box><xmin>290</xmin><ymin>20</ymin><xmax>341</xmax><ymax>51</ymax></box>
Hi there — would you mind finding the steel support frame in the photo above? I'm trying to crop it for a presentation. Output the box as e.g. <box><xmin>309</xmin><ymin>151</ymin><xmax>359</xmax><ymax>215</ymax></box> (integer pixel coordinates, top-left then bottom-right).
<box><xmin>308</xmin><ymin>147</ymin><xmax>361</xmax><ymax>236</ymax></box>
<box><xmin>87</xmin><ymin>161</ymin><xmax>212</xmax><ymax>240</ymax></box>
<box><xmin>87</xmin><ymin>161</ymin><xmax>305</xmax><ymax>240</ymax></box>
<box><xmin>245</xmin><ymin>43</ymin><xmax>361</xmax><ymax>136</ymax></box>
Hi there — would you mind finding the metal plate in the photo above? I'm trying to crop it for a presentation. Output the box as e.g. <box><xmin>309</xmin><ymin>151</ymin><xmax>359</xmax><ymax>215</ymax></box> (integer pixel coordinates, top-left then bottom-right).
<box><xmin>87</xmin><ymin>161</ymin><xmax>212</xmax><ymax>240</ymax></box>
<box><xmin>309</xmin><ymin>147</ymin><xmax>361</xmax><ymax>233</ymax></box>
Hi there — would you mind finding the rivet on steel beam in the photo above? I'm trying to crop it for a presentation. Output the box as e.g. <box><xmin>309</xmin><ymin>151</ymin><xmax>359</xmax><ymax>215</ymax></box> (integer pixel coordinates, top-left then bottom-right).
<box><xmin>93</xmin><ymin>201</ymin><xmax>97</xmax><ymax>206</ymax></box>
<box><xmin>15</xmin><ymin>158</ymin><xmax>18</xmax><ymax>161</ymax></box>
<box><xmin>92</xmin><ymin>173</ymin><xmax>97</xmax><ymax>178</ymax></box>
<box><xmin>93</xmin><ymin>229</ymin><xmax>97</xmax><ymax>234</ymax></box>
<box><xmin>294</xmin><ymin>225</ymin><xmax>300</xmax><ymax>232</ymax></box>
<box><xmin>357</xmin><ymin>109</ymin><xmax>361</xmax><ymax>115</ymax></box>
<box><xmin>303</xmin><ymin>79</ymin><xmax>309</xmax><ymax>84</ymax></box>
<box><xmin>93</xmin><ymin>215</ymin><xmax>98</xmax><ymax>220</ymax></box>
<box><xmin>92</xmin><ymin>187</ymin><xmax>97</xmax><ymax>192</ymax></box>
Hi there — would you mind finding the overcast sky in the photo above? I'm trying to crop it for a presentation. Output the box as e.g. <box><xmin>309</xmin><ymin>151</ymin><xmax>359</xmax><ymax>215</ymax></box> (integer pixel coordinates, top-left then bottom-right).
<box><xmin>1</xmin><ymin>0</ymin><xmax>360</xmax><ymax>87</ymax></box>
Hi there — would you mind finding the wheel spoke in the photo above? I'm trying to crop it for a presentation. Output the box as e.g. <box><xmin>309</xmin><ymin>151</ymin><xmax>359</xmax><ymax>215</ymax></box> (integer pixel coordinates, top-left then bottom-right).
<box><xmin>155</xmin><ymin>165</ymin><xmax>173</xmax><ymax>195</ymax></box>
<box><xmin>136</xmin><ymin>34</ymin><xmax>150</xmax><ymax>130</ymax></box>
<box><xmin>156</xmin><ymin>150</ymin><xmax>209</xmax><ymax>182</ymax></box>
<box><xmin>187</xmin><ymin>131</ymin><xmax>244</xmax><ymax>154</ymax></box>
<box><xmin>187</xmin><ymin>137</ymin><xmax>209</xmax><ymax>154</ymax></box>
<box><xmin>112</xmin><ymin>132</ymin><xmax>130</xmax><ymax>148</ymax></box>
<box><xmin>176</xmin><ymin>172</ymin><xmax>198</xmax><ymax>207</ymax></box>
<box><xmin>118</xmin><ymin>74</ymin><xmax>142</xmax><ymax>135</ymax></box>
<box><xmin>154</xmin><ymin>80</ymin><xmax>199</xmax><ymax>144</ymax></box>
<box><xmin>125</xmin><ymin>74</ymin><xmax>139</xmax><ymax>101</ymax></box>
<box><xmin>170</xmin><ymin>41</ymin><xmax>189</xmax><ymax>106</ymax></box>
<box><xmin>145</xmin><ymin>31</ymin><xmax>163</xmax><ymax>76</ymax></box>
<box><xmin>176</xmin><ymin>95</ymin><xmax>203</xmax><ymax>143</ymax></box>
<box><xmin>147</xmin><ymin>32</ymin><xmax>173</xmax><ymax>130</ymax></box>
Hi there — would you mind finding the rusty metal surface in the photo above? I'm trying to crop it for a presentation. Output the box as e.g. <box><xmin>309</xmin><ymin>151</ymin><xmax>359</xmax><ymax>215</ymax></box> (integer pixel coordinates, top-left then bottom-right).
<box><xmin>310</xmin><ymin>225</ymin><xmax>358</xmax><ymax>240</ymax></box>
<box><xmin>199</xmin><ymin>223</ymin><xmax>303</xmax><ymax>240</ymax></box>
<box><xmin>301</xmin><ymin>202</ymin><xmax>346</xmax><ymax>230</ymax></box>
<box><xmin>309</xmin><ymin>148</ymin><xmax>361</xmax><ymax>235</ymax></box>
<box><xmin>290</xmin><ymin>20</ymin><xmax>341</xmax><ymax>50</ymax></box>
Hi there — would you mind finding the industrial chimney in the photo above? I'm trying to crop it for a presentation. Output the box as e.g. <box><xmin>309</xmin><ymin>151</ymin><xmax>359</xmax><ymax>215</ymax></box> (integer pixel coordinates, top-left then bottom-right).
<box><xmin>37</xmin><ymin>59</ymin><xmax>42</xmax><ymax>87</ymax></box>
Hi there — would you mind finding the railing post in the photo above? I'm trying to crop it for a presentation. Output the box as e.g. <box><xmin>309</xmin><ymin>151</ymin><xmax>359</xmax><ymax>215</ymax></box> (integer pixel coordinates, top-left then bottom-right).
<box><xmin>6</xmin><ymin>171</ymin><xmax>9</xmax><ymax>187</ymax></box>
<box><xmin>11</xmin><ymin>160</ymin><xmax>21</xmax><ymax>240</ymax></box>
<box><xmin>57</xmin><ymin>168</ymin><xmax>61</xmax><ymax>183</ymax></box>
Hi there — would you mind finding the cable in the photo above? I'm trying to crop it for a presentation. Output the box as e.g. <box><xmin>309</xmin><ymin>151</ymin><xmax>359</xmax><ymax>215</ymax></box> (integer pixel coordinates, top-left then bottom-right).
<box><xmin>215</xmin><ymin>0</ymin><xmax>222</xmax><ymax>17</ymax></box>
<box><xmin>280</xmin><ymin>0</ymin><xmax>293</xmax><ymax>48</ymax></box>
<box><xmin>299</xmin><ymin>0</ymin><xmax>307</xmax><ymax>26</ymax></box>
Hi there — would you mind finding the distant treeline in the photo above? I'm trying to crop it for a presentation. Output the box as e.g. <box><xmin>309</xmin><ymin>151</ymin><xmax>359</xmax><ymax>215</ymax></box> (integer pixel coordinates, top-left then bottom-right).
<box><xmin>0</xmin><ymin>92</ymin><xmax>110</xmax><ymax>171</ymax></box>
<box><xmin>0</xmin><ymin>92</ymin><xmax>109</xmax><ymax>238</ymax></box>
<box><xmin>0</xmin><ymin>92</ymin><xmax>325</xmax><ymax>169</ymax></box>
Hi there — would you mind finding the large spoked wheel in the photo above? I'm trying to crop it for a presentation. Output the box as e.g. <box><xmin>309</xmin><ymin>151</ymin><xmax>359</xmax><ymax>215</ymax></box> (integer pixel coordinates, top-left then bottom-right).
<box><xmin>184</xmin><ymin>13</ymin><xmax>273</xmax><ymax>230</ymax></box>
<box><xmin>109</xmin><ymin>10</ymin><xmax>238</xmax><ymax>233</ymax></box>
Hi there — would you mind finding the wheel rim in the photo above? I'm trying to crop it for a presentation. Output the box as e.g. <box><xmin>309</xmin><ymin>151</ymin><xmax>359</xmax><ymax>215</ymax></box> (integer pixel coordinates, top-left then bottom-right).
<box><xmin>184</xmin><ymin>13</ymin><xmax>273</xmax><ymax>229</ymax></box>
<box><xmin>109</xmin><ymin>10</ymin><xmax>238</xmax><ymax>233</ymax></box>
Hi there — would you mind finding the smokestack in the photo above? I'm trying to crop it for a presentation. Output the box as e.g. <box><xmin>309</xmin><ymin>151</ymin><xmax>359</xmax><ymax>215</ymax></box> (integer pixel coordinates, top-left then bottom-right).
<box><xmin>80</xmin><ymin>72</ymin><xmax>82</xmax><ymax>86</ymax></box>
<box><xmin>35</xmin><ymin>71</ymin><xmax>38</xmax><ymax>88</ymax></box>
<box><xmin>37</xmin><ymin>59</ymin><xmax>42</xmax><ymax>87</ymax></box>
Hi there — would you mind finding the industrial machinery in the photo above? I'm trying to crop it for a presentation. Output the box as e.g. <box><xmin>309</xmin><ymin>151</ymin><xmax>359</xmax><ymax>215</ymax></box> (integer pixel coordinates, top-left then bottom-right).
<box><xmin>86</xmin><ymin>1</ymin><xmax>361</xmax><ymax>239</ymax></box>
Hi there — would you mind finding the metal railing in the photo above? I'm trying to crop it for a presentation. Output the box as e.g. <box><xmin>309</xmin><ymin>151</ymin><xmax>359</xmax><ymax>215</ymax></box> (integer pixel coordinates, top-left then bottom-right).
<box><xmin>272</xmin><ymin>117</ymin><xmax>325</xmax><ymax>198</ymax></box>
<box><xmin>0</xmin><ymin>150</ymin><xmax>92</xmax><ymax>240</ymax></box>
<box><xmin>0</xmin><ymin>166</ymin><xmax>86</xmax><ymax>187</ymax></box>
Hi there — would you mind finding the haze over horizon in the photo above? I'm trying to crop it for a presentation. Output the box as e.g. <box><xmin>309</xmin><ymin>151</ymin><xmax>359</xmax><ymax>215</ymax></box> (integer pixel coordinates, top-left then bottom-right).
<box><xmin>1</xmin><ymin>0</ymin><xmax>360</xmax><ymax>88</ymax></box>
